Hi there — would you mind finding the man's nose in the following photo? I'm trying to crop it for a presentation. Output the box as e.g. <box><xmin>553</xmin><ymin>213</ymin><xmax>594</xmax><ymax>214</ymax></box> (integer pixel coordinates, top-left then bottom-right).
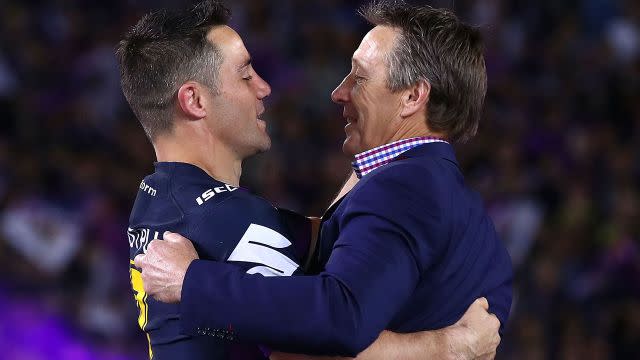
<box><xmin>331</xmin><ymin>77</ymin><xmax>350</xmax><ymax>104</ymax></box>
<box><xmin>255</xmin><ymin>74</ymin><xmax>271</xmax><ymax>99</ymax></box>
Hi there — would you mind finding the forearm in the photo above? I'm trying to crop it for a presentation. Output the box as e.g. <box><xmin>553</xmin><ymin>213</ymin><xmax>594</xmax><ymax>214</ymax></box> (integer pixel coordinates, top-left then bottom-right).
<box><xmin>181</xmin><ymin>220</ymin><xmax>418</xmax><ymax>355</ymax></box>
<box><xmin>355</xmin><ymin>330</ymin><xmax>447</xmax><ymax>360</ymax></box>
<box><xmin>270</xmin><ymin>352</ymin><xmax>344</xmax><ymax>360</ymax></box>
<box><xmin>181</xmin><ymin>260</ymin><xmax>380</xmax><ymax>356</ymax></box>
<box><xmin>270</xmin><ymin>330</ymin><xmax>448</xmax><ymax>360</ymax></box>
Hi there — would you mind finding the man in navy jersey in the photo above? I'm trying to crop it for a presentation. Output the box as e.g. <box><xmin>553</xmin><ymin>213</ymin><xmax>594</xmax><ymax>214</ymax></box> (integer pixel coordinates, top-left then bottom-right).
<box><xmin>136</xmin><ymin>0</ymin><xmax>513</xmax><ymax>358</ymax></box>
<box><xmin>120</xmin><ymin>0</ymin><xmax>501</xmax><ymax>359</ymax></box>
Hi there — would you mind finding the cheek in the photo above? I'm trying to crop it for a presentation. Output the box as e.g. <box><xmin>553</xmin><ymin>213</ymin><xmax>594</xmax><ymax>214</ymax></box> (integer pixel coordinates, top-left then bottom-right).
<box><xmin>352</xmin><ymin>90</ymin><xmax>377</xmax><ymax>132</ymax></box>
<box><xmin>363</xmin><ymin>94</ymin><xmax>397</xmax><ymax>147</ymax></box>
<box><xmin>221</xmin><ymin>92</ymin><xmax>253</xmax><ymax>120</ymax></box>
<box><xmin>352</xmin><ymin>88</ymin><xmax>373</xmax><ymax>123</ymax></box>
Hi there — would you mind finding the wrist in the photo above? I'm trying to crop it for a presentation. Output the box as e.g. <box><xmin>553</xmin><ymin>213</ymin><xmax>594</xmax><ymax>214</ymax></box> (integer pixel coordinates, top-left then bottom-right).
<box><xmin>176</xmin><ymin>258</ymin><xmax>197</xmax><ymax>302</ymax></box>
<box><xmin>441</xmin><ymin>325</ymin><xmax>472</xmax><ymax>360</ymax></box>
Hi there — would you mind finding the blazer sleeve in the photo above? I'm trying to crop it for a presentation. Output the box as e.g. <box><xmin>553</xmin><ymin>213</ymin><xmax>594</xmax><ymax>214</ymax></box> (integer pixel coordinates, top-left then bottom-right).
<box><xmin>180</xmin><ymin>164</ymin><xmax>444</xmax><ymax>356</ymax></box>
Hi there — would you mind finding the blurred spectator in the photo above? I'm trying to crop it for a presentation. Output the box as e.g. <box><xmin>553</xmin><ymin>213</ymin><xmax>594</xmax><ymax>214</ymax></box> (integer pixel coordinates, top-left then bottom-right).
<box><xmin>1</xmin><ymin>196</ymin><xmax>81</xmax><ymax>275</ymax></box>
<box><xmin>0</xmin><ymin>0</ymin><xmax>638</xmax><ymax>359</ymax></box>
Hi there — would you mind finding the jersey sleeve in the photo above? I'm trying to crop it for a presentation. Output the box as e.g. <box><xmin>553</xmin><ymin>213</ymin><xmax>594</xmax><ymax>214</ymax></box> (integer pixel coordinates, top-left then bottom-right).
<box><xmin>185</xmin><ymin>194</ymin><xmax>303</xmax><ymax>277</ymax></box>
<box><xmin>179</xmin><ymin>164</ymin><xmax>444</xmax><ymax>356</ymax></box>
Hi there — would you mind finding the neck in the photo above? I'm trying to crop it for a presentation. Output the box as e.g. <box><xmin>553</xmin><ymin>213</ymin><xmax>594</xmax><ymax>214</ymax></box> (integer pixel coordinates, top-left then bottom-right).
<box><xmin>153</xmin><ymin>125</ymin><xmax>243</xmax><ymax>187</ymax></box>
<box><xmin>387</xmin><ymin>115</ymin><xmax>446</xmax><ymax>144</ymax></box>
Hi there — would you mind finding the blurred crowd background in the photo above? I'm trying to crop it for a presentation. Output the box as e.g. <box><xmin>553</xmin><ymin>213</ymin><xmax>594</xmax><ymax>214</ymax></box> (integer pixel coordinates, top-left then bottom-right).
<box><xmin>0</xmin><ymin>0</ymin><xmax>638</xmax><ymax>359</ymax></box>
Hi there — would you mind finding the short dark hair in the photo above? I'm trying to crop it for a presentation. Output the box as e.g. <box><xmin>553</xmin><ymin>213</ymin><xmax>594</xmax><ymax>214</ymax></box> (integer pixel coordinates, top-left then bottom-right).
<box><xmin>116</xmin><ymin>0</ymin><xmax>231</xmax><ymax>140</ymax></box>
<box><xmin>360</xmin><ymin>0</ymin><xmax>487</xmax><ymax>143</ymax></box>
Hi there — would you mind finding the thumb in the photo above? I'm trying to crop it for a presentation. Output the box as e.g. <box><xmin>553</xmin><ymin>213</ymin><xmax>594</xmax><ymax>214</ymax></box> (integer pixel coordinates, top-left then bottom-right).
<box><xmin>476</xmin><ymin>297</ymin><xmax>489</xmax><ymax>311</ymax></box>
<box><xmin>134</xmin><ymin>253</ymin><xmax>146</xmax><ymax>269</ymax></box>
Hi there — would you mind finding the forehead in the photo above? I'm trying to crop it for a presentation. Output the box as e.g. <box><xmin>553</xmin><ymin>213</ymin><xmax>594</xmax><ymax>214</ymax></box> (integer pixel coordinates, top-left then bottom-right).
<box><xmin>207</xmin><ymin>25</ymin><xmax>249</xmax><ymax>66</ymax></box>
<box><xmin>353</xmin><ymin>25</ymin><xmax>400</xmax><ymax>68</ymax></box>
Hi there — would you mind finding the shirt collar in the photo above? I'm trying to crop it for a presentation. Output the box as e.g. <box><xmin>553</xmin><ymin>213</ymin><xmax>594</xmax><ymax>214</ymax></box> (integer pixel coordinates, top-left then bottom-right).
<box><xmin>351</xmin><ymin>136</ymin><xmax>449</xmax><ymax>178</ymax></box>
<box><xmin>153</xmin><ymin>162</ymin><xmax>244</xmax><ymax>190</ymax></box>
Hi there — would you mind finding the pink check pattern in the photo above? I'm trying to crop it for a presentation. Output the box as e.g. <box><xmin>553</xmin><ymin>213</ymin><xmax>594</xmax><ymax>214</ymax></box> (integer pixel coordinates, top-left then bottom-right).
<box><xmin>352</xmin><ymin>136</ymin><xmax>448</xmax><ymax>178</ymax></box>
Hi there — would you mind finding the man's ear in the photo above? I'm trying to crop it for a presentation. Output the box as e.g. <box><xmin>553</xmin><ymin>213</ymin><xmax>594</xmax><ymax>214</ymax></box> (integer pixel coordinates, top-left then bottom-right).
<box><xmin>400</xmin><ymin>80</ymin><xmax>430</xmax><ymax>118</ymax></box>
<box><xmin>177</xmin><ymin>82</ymin><xmax>207</xmax><ymax>119</ymax></box>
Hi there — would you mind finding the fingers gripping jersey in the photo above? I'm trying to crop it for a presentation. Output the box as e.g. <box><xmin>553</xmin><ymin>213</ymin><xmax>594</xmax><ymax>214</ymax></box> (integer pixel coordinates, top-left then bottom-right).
<box><xmin>128</xmin><ymin>162</ymin><xmax>304</xmax><ymax>359</ymax></box>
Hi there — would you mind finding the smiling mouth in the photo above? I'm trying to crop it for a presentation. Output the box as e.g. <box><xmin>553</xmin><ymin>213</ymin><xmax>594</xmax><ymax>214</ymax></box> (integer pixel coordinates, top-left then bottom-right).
<box><xmin>257</xmin><ymin>103</ymin><xmax>266</xmax><ymax>119</ymax></box>
<box><xmin>257</xmin><ymin>112</ymin><xmax>265</xmax><ymax>122</ymax></box>
<box><xmin>344</xmin><ymin>121</ymin><xmax>357</xmax><ymax>134</ymax></box>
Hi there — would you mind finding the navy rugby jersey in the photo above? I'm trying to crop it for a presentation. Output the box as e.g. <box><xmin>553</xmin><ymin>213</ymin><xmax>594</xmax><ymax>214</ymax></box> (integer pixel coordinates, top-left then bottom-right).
<box><xmin>178</xmin><ymin>142</ymin><xmax>513</xmax><ymax>356</ymax></box>
<box><xmin>128</xmin><ymin>162</ymin><xmax>306</xmax><ymax>360</ymax></box>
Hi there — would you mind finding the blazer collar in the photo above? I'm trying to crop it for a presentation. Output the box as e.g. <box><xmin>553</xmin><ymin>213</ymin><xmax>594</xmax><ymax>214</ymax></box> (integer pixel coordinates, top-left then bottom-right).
<box><xmin>393</xmin><ymin>141</ymin><xmax>459</xmax><ymax>168</ymax></box>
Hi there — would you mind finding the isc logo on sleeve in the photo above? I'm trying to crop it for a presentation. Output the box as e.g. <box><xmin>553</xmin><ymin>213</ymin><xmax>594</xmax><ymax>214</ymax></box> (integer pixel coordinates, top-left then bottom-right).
<box><xmin>196</xmin><ymin>185</ymin><xmax>238</xmax><ymax>205</ymax></box>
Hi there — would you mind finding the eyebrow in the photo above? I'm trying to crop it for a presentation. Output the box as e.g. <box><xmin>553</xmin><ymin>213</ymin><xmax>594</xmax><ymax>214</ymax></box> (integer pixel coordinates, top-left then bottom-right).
<box><xmin>237</xmin><ymin>58</ymin><xmax>252</xmax><ymax>71</ymax></box>
<box><xmin>351</xmin><ymin>57</ymin><xmax>364</xmax><ymax>67</ymax></box>
<box><xmin>351</xmin><ymin>57</ymin><xmax>370</xmax><ymax>73</ymax></box>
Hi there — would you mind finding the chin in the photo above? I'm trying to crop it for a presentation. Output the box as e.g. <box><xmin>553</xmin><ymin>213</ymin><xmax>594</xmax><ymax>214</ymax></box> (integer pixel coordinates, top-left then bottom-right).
<box><xmin>258</xmin><ymin>141</ymin><xmax>271</xmax><ymax>153</ymax></box>
<box><xmin>342</xmin><ymin>138</ymin><xmax>360</xmax><ymax>157</ymax></box>
<box><xmin>253</xmin><ymin>137</ymin><xmax>271</xmax><ymax>154</ymax></box>
<box><xmin>241</xmin><ymin>137</ymin><xmax>271</xmax><ymax>159</ymax></box>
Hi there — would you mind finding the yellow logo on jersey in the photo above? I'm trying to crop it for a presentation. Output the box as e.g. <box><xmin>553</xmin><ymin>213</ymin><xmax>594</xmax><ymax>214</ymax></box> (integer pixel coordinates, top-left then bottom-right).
<box><xmin>130</xmin><ymin>260</ymin><xmax>153</xmax><ymax>358</ymax></box>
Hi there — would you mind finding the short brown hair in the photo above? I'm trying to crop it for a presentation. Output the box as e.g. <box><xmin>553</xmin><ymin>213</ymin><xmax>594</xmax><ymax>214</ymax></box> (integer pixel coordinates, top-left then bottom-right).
<box><xmin>116</xmin><ymin>0</ymin><xmax>231</xmax><ymax>140</ymax></box>
<box><xmin>360</xmin><ymin>0</ymin><xmax>487</xmax><ymax>143</ymax></box>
